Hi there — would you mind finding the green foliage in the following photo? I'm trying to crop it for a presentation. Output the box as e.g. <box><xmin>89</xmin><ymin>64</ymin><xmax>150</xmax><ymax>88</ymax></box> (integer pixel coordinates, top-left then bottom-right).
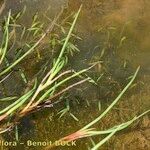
<box><xmin>0</xmin><ymin>10</ymin><xmax>11</xmax><ymax>65</ymax></box>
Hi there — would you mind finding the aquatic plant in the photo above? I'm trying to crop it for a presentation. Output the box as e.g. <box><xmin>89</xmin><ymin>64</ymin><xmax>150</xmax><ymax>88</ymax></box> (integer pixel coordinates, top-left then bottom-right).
<box><xmin>0</xmin><ymin>7</ymin><xmax>62</xmax><ymax>77</ymax></box>
<box><xmin>0</xmin><ymin>5</ymin><xmax>94</xmax><ymax>131</ymax></box>
<box><xmin>44</xmin><ymin>67</ymin><xmax>150</xmax><ymax>150</ymax></box>
<box><xmin>57</xmin><ymin>100</ymin><xmax>79</xmax><ymax>121</ymax></box>
<box><xmin>0</xmin><ymin>10</ymin><xmax>11</xmax><ymax>65</ymax></box>
<box><xmin>0</xmin><ymin>5</ymin><xmax>149</xmax><ymax>150</ymax></box>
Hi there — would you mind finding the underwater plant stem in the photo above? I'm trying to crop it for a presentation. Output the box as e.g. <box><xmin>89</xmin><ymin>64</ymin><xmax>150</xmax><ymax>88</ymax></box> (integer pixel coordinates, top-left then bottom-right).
<box><xmin>20</xmin><ymin>6</ymin><xmax>82</xmax><ymax>113</ymax></box>
<box><xmin>0</xmin><ymin>10</ymin><xmax>11</xmax><ymax>65</ymax></box>
<box><xmin>47</xmin><ymin>5</ymin><xmax>82</xmax><ymax>81</ymax></box>
<box><xmin>22</xmin><ymin>64</ymin><xmax>95</xmax><ymax>114</ymax></box>
<box><xmin>36</xmin><ymin>63</ymin><xmax>97</xmax><ymax>104</ymax></box>
<box><xmin>91</xmin><ymin>125</ymin><xmax>122</xmax><ymax>150</ymax></box>
<box><xmin>21</xmin><ymin>70</ymin><xmax>72</xmax><ymax>113</ymax></box>
<box><xmin>0</xmin><ymin>8</ymin><xmax>63</xmax><ymax>77</ymax></box>
<box><xmin>34</xmin><ymin>78</ymin><xmax>89</xmax><ymax>107</ymax></box>
<box><xmin>80</xmin><ymin>66</ymin><xmax>140</xmax><ymax>131</ymax></box>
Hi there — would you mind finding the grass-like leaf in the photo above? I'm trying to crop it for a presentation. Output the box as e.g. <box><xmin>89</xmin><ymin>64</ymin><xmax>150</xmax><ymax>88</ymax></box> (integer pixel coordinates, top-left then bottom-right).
<box><xmin>0</xmin><ymin>11</ymin><xmax>11</xmax><ymax>65</ymax></box>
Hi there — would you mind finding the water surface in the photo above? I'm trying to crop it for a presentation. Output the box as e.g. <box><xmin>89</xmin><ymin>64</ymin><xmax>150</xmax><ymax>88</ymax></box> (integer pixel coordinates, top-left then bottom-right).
<box><xmin>0</xmin><ymin>0</ymin><xmax>150</xmax><ymax>150</ymax></box>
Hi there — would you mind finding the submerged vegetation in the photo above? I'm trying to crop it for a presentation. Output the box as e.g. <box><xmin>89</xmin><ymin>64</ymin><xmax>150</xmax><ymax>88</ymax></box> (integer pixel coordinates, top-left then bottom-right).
<box><xmin>0</xmin><ymin>5</ymin><xmax>90</xmax><ymax>124</ymax></box>
<box><xmin>0</xmin><ymin>3</ymin><xmax>150</xmax><ymax>150</ymax></box>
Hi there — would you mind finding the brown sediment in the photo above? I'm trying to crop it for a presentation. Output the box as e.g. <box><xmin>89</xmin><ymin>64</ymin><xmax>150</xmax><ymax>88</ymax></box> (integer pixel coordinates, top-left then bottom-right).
<box><xmin>0</xmin><ymin>0</ymin><xmax>6</xmax><ymax>16</ymax></box>
<box><xmin>0</xmin><ymin>1</ymin><xmax>150</xmax><ymax>150</ymax></box>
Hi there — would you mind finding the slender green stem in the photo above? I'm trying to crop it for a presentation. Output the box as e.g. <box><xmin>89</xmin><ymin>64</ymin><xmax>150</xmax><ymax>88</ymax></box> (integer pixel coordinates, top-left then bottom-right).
<box><xmin>47</xmin><ymin>5</ymin><xmax>82</xmax><ymax>81</ymax></box>
<box><xmin>91</xmin><ymin>125</ymin><xmax>122</xmax><ymax>150</ymax></box>
<box><xmin>81</xmin><ymin>66</ymin><xmax>140</xmax><ymax>130</ymax></box>
<box><xmin>36</xmin><ymin>64</ymin><xmax>96</xmax><ymax>104</ymax></box>
<box><xmin>0</xmin><ymin>11</ymin><xmax>11</xmax><ymax>65</ymax></box>
<box><xmin>0</xmin><ymin>10</ymin><xmax>62</xmax><ymax>77</ymax></box>
<box><xmin>21</xmin><ymin>6</ymin><xmax>82</xmax><ymax>112</ymax></box>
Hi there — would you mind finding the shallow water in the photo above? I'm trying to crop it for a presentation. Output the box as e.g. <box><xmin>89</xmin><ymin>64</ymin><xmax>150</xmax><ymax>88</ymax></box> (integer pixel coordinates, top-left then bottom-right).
<box><xmin>0</xmin><ymin>0</ymin><xmax>150</xmax><ymax>150</ymax></box>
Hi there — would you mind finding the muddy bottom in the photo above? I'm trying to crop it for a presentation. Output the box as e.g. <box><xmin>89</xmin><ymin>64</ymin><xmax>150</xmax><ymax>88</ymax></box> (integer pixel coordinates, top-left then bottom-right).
<box><xmin>0</xmin><ymin>0</ymin><xmax>150</xmax><ymax>150</ymax></box>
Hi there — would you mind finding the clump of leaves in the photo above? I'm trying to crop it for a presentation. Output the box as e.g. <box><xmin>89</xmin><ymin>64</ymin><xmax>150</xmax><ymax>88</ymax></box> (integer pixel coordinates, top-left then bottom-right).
<box><xmin>0</xmin><ymin>5</ymin><xmax>94</xmax><ymax>132</ymax></box>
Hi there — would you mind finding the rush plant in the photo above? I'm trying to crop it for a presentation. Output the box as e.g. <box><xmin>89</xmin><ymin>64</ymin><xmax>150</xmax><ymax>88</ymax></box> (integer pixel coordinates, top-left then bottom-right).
<box><xmin>0</xmin><ymin>5</ymin><xmax>95</xmax><ymax>131</ymax></box>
